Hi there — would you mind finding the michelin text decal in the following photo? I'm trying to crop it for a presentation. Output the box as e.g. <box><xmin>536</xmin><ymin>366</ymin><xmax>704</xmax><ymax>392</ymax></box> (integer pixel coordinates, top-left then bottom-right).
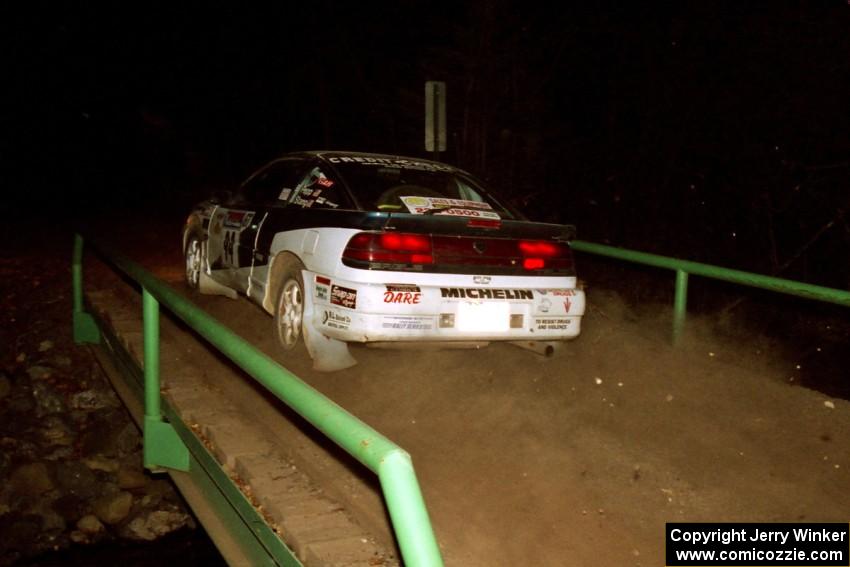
<box><xmin>441</xmin><ymin>288</ymin><xmax>533</xmax><ymax>300</ymax></box>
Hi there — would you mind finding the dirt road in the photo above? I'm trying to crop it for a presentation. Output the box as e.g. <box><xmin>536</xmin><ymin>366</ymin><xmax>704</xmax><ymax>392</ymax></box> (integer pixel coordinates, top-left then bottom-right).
<box><xmin>86</xmin><ymin>223</ymin><xmax>850</xmax><ymax>566</ymax></box>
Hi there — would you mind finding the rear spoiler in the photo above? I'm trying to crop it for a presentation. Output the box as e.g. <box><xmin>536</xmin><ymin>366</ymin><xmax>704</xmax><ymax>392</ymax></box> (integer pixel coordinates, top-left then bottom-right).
<box><xmin>383</xmin><ymin>212</ymin><xmax>576</xmax><ymax>242</ymax></box>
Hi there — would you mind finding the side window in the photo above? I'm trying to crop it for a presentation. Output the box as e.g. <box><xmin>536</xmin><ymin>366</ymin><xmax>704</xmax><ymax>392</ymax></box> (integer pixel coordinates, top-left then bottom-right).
<box><xmin>238</xmin><ymin>159</ymin><xmax>306</xmax><ymax>205</ymax></box>
<box><xmin>455</xmin><ymin>178</ymin><xmax>485</xmax><ymax>202</ymax></box>
<box><xmin>288</xmin><ymin>165</ymin><xmax>352</xmax><ymax>210</ymax></box>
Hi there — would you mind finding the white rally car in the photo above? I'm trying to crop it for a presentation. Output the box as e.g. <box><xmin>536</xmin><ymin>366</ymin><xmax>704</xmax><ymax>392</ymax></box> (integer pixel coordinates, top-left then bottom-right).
<box><xmin>183</xmin><ymin>151</ymin><xmax>585</xmax><ymax>370</ymax></box>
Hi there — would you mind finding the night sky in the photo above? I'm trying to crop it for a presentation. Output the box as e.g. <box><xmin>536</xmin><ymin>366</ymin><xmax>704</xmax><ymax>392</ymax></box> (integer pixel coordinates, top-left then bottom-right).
<box><xmin>4</xmin><ymin>2</ymin><xmax>850</xmax><ymax>289</ymax></box>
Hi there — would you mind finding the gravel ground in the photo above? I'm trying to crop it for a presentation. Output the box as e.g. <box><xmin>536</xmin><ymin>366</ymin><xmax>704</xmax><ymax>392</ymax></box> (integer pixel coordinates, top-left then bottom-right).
<box><xmin>0</xmin><ymin>227</ymin><xmax>224</xmax><ymax>566</ymax></box>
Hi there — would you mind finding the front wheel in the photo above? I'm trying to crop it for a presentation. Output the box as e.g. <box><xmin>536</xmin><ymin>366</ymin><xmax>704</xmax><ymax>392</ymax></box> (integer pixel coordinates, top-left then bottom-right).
<box><xmin>274</xmin><ymin>258</ymin><xmax>305</xmax><ymax>351</ymax></box>
<box><xmin>185</xmin><ymin>236</ymin><xmax>204</xmax><ymax>289</ymax></box>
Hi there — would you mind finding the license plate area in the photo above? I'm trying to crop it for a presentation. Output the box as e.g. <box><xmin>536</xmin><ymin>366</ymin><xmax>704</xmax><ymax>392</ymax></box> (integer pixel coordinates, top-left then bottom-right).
<box><xmin>456</xmin><ymin>301</ymin><xmax>510</xmax><ymax>332</ymax></box>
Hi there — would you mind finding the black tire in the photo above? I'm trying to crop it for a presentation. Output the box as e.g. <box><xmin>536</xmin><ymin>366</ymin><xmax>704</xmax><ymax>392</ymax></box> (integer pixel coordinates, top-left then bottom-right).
<box><xmin>273</xmin><ymin>256</ymin><xmax>306</xmax><ymax>351</ymax></box>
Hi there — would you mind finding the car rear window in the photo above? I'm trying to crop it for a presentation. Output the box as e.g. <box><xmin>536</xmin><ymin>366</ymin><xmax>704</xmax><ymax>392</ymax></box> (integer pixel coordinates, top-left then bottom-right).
<box><xmin>327</xmin><ymin>158</ymin><xmax>517</xmax><ymax>220</ymax></box>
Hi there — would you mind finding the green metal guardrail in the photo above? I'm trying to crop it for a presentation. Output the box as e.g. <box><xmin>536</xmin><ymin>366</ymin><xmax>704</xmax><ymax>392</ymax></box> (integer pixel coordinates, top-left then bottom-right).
<box><xmin>570</xmin><ymin>239</ymin><xmax>850</xmax><ymax>343</ymax></box>
<box><xmin>72</xmin><ymin>233</ymin><xmax>444</xmax><ymax>567</ymax></box>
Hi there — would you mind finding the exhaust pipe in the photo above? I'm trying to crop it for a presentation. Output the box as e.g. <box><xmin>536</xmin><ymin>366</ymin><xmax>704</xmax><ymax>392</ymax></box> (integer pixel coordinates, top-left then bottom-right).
<box><xmin>508</xmin><ymin>340</ymin><xmax>557</xmax><ymax>357</ymax></box>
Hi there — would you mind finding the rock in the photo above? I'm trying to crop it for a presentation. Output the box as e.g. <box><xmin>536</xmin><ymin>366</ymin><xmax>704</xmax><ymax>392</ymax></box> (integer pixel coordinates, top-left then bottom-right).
<box><xmin>114</xmin><ymin>422</ymin><xmax>142</xmax><ymax>456</ymax></box>
<box><xmin>26</xmin><ymin>365</ymin><xmax>53</xmax><ymax>381</ymax></box>
<box><xmin>32</xmin><ymin>381</ymin><xmax>66</xmax><ymax>417</ymax></box>
<box><xmin>38</xmin><ymin>340</ymin><xmax>54</xmax><ymax>352</ymax></box>
<box><xmin>54</xmin><ymin>461</ymin><xmax>99</xmax><ymax>500</ymax></box>
<box><xmin>83</xmin><ymin>456</ymin><xmax>120</xmax><ymax>473</ymax></box>
<box><xmin>40</xmin><ymin>415</ymin><xmax>75</xmax><ymax>447</ymax></box>
<box><xmin>31</xmin><ymin>504</ymin><xmax>66</xmax><ymax>533</ymax></box>
<box><xmin>53</xmin><ymin>494</ymin><xmax>87</xmax><ymax>523</ymax></box>
<box><xmin>138</xmin><ymin>479</ymin><xmax>177</xmax><ymax>509</ymax></box>
<box><xmin>76</xmin><ymin>514</ymin><xmax>105</xmax><ymax>535</ymax></box>
<box><xmin>80</xmin><ymin>413</ymin><xmax>140</xmax><ymax>458</ymax></box>
<box><xmin>43</xmin><ymin>446</ymin><xmax>75</xmax><ymax>461</ymax></box>
<box><xmin>69</xmin><ymin>409</ymin><xmax>90</xmax><ymax>424</ymax></box>
<box><xmin>122</xmin><ymin>509</ymin><xmax>193</xmax><ymax>541</ymax></box>
<box><xmin>6</xmin><ymin>388</ymin><xmax>35</xmax><ymax>413</ymax></box>
<box><xmin>3</xmin><ymin>437</ymin><xmax>39</xmax><ymax>463</ymax></box>
<box><xmin>117</xmin><ymin>466</ymin><xmax>149</xmax><ymax>490</ymax></box>
<box><xmin>92</xmin><ymin>491</ymin><xmax>133</xmax><ymax>525</ymax></box>
<box><xmin>8</xmin><ymin>462</ymin><xmax>54</xmax><ymax>497</ymax></box>
<box><xmin>70</xmin><ymin>388</ymin><xmax>120</xmax><ymax>411</ymax></box>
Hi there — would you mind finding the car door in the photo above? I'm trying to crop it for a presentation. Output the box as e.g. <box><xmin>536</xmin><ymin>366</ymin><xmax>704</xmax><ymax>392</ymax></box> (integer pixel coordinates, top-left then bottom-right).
<box><xmin>207</xmin><ymin>203</ymin><xmax>257</xmax><ymax>283</ymax></box>
<box><xmin>220</xmin><ymin>158</ymin><xmax>309</xmax><ymax>292</ymax></box>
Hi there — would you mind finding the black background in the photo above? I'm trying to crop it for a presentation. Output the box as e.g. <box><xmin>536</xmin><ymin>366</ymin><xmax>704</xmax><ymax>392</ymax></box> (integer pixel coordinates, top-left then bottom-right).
<box><xmin>3</xmin><ymin>2</ymin><xmax>850</xmax><ymax>383</ymax></box>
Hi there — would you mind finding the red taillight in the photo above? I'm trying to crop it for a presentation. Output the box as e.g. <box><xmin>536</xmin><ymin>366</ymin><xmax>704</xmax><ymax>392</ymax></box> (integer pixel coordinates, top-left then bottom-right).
<box><xmin>343</xmin><ymin>232</ymin><xmax>433</xmax><ymax>266</ymax></box>
<box><xmin>380</xmin><ymin>232</ymin><xmax>431</xmax><ymax>252</ymax></box>
<box><xmin>518</xmin><ymin>240</ymin><xmax>559</xmax><ymax>256</ymax></box>
<box><xmin>343</xmin><ymin>232</ymin><xmax>573</xmax><ymax>274</ymax></box>
<box><xmin>518</xmin><ymin>239</ymin><xmax>570</xmax><ymax>271</ymax></box>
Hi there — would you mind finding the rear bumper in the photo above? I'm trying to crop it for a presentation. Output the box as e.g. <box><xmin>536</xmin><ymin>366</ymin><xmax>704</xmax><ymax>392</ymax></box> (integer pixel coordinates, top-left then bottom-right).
<box><xmin>304</xmin><ymin>270</ymin><xmax>585</xmax><ymax>343</ymax></box>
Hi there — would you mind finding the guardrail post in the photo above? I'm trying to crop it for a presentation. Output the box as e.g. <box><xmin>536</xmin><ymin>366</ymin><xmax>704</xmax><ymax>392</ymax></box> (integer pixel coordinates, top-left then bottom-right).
<box><xmin>142</xmin><ymin>287</ymin><xmax>190</xmax><ymax>472</ymax></box>
<box><xmin>72</xmin><ymin>234</ymin><xmax>100</xmax><ymax>344</ymax></box>
<box><xmin>379</xmin><ymin>450</ymin><xmax>444</xmax><ymax>567</ymax></box>
<box><xmin>672</xmin><ymin>269</ymin><xmax>688</xmax><ymax>345</ymax></box>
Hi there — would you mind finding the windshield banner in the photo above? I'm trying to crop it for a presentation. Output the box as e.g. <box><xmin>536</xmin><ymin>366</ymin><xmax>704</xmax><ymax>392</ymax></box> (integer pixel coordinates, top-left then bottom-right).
<box><xmin>399</xmin><ymin>196</ymin><xmax>501</xmax><ymax>219</ymax></box>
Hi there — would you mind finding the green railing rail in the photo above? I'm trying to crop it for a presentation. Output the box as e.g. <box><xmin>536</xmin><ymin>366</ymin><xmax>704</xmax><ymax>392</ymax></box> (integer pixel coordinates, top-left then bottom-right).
<box><xmin>72</xmin><ymin>233</ymin><xmax>443</xmax><ymax>567</ymax></box>
<box><xmin>570</xmin><ymin>239</ymin><xmax>850</xmax><ymax>343</ymax></box>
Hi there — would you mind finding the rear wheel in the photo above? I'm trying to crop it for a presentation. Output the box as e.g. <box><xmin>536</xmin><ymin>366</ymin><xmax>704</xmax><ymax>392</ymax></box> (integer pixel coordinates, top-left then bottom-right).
<box><xmin>274</xmin><ymin>257</ymin><xmax>305</xmax><ymax>350</ymax></box>
<box><xmin>185</xmin><ymin>236</ymin><xmax>204</xmax><ymax>289</ymax></box>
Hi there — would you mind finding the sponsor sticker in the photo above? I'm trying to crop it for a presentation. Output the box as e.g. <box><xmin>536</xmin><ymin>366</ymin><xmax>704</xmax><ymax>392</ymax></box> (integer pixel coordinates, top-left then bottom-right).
<box><xmin>322</xmin><ymin>310</ymin><xmax>351</xmax><ymax>329</ymax></box>
<box><xmin>406</xmin><ymin>196</ymin><xmax>492</xmax><ymax>210</ymax></box>
<box><xmin>384</xmin><ymin>291</ymin><xmax>421</xmax><ymax>304</ymax></box>
<box><xmin>385</xmin><ymin>284</ymin><xmax>421</xmax><ymax>293</ymax></box>
<box><xmin>552</xmin><ymin>289</ymin><xmax>577</xmax><ymax>296</ymax></box>
<box><xmin>399</xmin><ymin>196</ymin><xmax>500</xmax><ymax>220</ymax></box>
<box><xmin>223</xmin><ymin>211</ymin><xmax>254</xmax><ymax>229</ymax></box>
<box><xmin>535</xmin><ymin>317</ymin><xmax>572</xmax><ymax>331</ymax></box>
<box><xmin>315</xmin><ymin>284</ymin><xmax>328</xmax><ymax>301</ymax></box>
<box><xmin>327</xmin><ymin>156</ymin><xmax>455</xmax><ymax>172</ymax></box>
<box><xmin>331</xmin><ymin>285</ymin><xmax>357</xmax><ymax>309</ymax></box>
<box><xmin>381</xmin><ymin>316</ymin><xmax>433</xmax><ymax>331</ymax></box>
<box><xmin>440</xmin><ymin>288</ymin><xmax>533</xmax><ymax>301</ymax></box>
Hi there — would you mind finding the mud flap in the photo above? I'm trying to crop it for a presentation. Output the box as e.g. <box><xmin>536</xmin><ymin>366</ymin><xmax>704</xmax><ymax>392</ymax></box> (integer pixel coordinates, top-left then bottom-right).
<box><xmin>199</xmin><ymin>271</ymin><xmax>238</xmax><ymax>299</ymax></box>
<box><xmin>301</xmin><ymin>271</ymin><xmax>357</xmax><ymax>372</ymax></box>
